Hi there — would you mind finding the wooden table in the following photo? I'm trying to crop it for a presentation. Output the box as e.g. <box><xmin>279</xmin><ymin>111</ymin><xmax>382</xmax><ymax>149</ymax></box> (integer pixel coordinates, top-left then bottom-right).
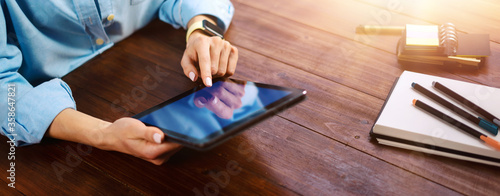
<box><xmin>2</xmin><ymin>0</ymin><xmax>499</xmax><ymax>195</ymax></box>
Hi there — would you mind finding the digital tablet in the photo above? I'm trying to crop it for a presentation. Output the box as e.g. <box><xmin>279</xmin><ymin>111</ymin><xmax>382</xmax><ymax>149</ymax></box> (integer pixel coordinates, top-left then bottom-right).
<box><xmin>133</xmin><ymin>78</ymin><xmax>307</xmax><ymax>150</ymax></box>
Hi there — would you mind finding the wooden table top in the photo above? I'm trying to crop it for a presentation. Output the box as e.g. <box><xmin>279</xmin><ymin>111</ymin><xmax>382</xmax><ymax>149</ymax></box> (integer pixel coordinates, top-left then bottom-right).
<box><xmin>2</xmin><ymin>0</ymin><xmax>499</xmax><ymax>195</ymax></box>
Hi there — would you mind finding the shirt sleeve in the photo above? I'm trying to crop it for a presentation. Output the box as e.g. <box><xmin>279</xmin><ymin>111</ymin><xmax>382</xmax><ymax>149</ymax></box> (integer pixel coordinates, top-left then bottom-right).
<box><xmin>158</xmin><ymin>0</ymin><xmax>234</xmax><ymax>31</ymax></box>
<box><xmin>0</xmin><ymin>4</ymin><xmax>76</xmax><ymax>147</ymax></box>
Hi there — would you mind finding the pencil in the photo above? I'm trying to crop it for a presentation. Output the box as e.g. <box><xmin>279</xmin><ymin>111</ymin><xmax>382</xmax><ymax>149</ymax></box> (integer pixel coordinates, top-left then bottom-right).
<box><xmin>412</xmin><ymin>82</ymin><xmax>498</xmax><ymax>135</ymax></box>
<box><xmin>355</xmin><ymin>25</ymin><xmax>404</xmax><ymax>35</ymax></box>
<box><xmin>433</xmin><ymin>81</ymin><xmax>500</xmax><ymax>127</ymax></box>
<box><xmin>413</xmin><ymin>99</ymin><xmax>500</xmax><ymax>151</ymax></box>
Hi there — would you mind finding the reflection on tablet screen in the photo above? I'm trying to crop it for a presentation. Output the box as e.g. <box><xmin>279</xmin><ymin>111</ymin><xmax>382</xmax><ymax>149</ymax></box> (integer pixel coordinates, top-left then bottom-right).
<box><xmin>137</xmin><ymin>80</ymin><xmax>292</xmax><ymax>141</ymax></box>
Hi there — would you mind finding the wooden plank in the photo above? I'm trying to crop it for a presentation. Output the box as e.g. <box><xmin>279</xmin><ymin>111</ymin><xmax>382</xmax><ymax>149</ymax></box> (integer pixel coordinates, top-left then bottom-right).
<box><xmin>61</xmin><ymin>29</ymin><xmax>300</xmax><ymax>195</ymax></box>
<box><xmin>224</xmin><ymin>2</ymin><xmax>500</xmax><ymax>195</ymax></box>
<box><xmin>232</xmin><ymin>0</ymin><xmax>500</xmax><ymax>88</ymax></box>
<box><xmin>63</xmin><ymin>47</ymin><xmax>196</xmax><ymax>120</ymax></box>
<box><xmin>357</xmin><ymin>0</ymin><xmax>500</xmax><ymax>43</ymax></box>
<box><xmin>0</xmin><ymin>137</ymin><xmax>141</xmax><ymax>195</ymax></box>
<box><xmin>232</xmin><ymin>0</ymin><xmax>415</xmax><ymax>53</ymax></box>
<box><xmin>234</xmin><ymin>48</ymin><xmax>500</xmax><ymax>196</ymax></box>
<box><xmin>61</xmin><ymin>20</ymin><xmax>459</xmax><ymax>195</ymax></box>
<box><xmin>229</xmin><ymin>2</ymin><xmax>477</xmax><ymax>99</ymax></box>
<box><xmin>66</xmin><ymin>84</ymin><xmax>130</xmax><ymax>123</ymax></box>
<box><xmin>63</xmin><ymin>25</ymin><xmax>460</xmax><ymax>194</ymax></box>
<box><xmin>62</xmin><ymin>11</ymin><xmax>499</xmax><ymax>194</ymax></box>
<box><xmin>65</xmin><ymin>76</ymin><xmax>299</xmax><ymax>195</ymax></box>
<box><xmin>226</xmin><ymin>2</ymin><xmax>500</xmax><ymax>195</ymax></box>
<box><xmin>351</xmin><ymin>0</ymin><xmax>500</xmax><ymax>87</ymax></box>
<box><xmin>54</xmin><ymin>142</ymin><xmax>300</xmax><ymax>195</ymax></box>
<box><xmin>195</xmin><ymin>115</ymin><xmax>460</xmax><ymax>195</ymax></box>
<box><xmin>62</xmin><ymin>85</ymin><xmax>460</xmax><ymax>195</ymax></box>
<box><xmin>14</xmin><ymin>0</ymin><xmax>497</xmax><ymax>195</ymax></box>
<box><xmin>0</xmin><ymin>181</ymin><xmax>23</xmax><ymax>195</ymax></box>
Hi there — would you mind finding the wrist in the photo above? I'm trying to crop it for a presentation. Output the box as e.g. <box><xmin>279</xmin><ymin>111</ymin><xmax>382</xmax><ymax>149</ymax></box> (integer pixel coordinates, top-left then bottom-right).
<box><xmin>186</xmin><ymin>19</ymin><xmax>224</xmax><ymax>42</ymax></box>
<box><xmin>189</xmin><ymin>30</ymin><xmax>208</xmax><ymax>40</ymax></box>
<box><xmin>90</xmin><ymin>120</ymin><xmax>113</xmax><ymax>150</ymax></box>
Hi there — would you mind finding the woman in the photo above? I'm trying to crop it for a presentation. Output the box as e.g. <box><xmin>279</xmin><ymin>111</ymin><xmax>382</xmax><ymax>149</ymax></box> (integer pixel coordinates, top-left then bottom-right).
<box><xmin>0</xmin><ymin>0</ymin><xmax>238</xmax><ymax>165</ymax></box>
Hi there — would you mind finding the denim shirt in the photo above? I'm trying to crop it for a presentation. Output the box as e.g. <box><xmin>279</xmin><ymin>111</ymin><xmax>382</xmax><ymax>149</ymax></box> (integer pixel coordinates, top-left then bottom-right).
<box><xmin>0</xmin><ymin>0</ymin><xmax>234</xmax><ymax>146</ymax></box>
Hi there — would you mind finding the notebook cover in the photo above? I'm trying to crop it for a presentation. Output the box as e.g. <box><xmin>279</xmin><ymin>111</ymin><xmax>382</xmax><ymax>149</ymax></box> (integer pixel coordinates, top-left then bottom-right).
<box><xmin>456</xmin><ymin>34</ymin><xmax>491</xmax><ymax>57</ymax></box>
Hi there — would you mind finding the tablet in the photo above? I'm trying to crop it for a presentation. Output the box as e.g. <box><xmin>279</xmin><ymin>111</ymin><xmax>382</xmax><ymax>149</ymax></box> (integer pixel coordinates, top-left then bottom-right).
<box><xmin>133</xmin><ymin>78</ymin><xmax>307</xmax><ymax>150</ymax></box>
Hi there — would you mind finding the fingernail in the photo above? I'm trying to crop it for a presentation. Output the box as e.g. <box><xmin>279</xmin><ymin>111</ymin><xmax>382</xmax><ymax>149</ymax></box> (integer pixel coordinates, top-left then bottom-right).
<box><xmin>212</xmin><ymin>97</ymin><xmax>218</xmax><ymax>104</ymax></box>
<box><xmin>196</xmin><ymin>98</ymin><xmax>206</xmax><ymax>106</ymax></box>
<box><xmin>206</xmin><ymin>77</ymin><xmax>212</xmax><ymax>87</ymax></box>
<box><xmin>189</xmin><ymin>72</ymin><xmax>195</xmax><ymax>81</ymax></box>
<box><xmin>153</xmin><ymin>133</ymin><xmax>162</xmax><ymax>144</ymax></box>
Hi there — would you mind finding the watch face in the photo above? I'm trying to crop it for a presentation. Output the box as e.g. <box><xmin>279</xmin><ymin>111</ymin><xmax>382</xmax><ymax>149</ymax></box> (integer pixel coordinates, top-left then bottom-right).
<box><xmin>203</xmin><ymin>20</ymin><xmax>224</xmax><ymax>39</ymax></box>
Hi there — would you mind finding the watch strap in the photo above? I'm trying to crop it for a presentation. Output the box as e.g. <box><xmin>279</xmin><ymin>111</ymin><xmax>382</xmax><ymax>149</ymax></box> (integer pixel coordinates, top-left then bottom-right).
<box><xmin>186</xmin><ymin>20</ymin><xmax>205</xmax><ymax>42</ymax></box>
<box><xmin>186</xmin><ymin>20</ymin><xmax>224</xmax><ymax>42</ymax></box>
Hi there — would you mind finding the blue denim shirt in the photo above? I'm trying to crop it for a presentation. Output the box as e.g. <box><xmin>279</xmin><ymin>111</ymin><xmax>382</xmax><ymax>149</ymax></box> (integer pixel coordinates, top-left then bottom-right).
<box><xmin>0</xmin><ymin>0</ymin><xmax>234</xmax><ymax>146</ymax></box>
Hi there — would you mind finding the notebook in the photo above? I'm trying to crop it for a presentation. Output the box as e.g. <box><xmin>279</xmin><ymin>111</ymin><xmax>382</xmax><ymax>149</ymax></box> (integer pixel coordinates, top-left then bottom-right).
<box><xmin>371</xmin><ymin>71</ymin><xmax>500</xmax><ymax>167</ymax></box>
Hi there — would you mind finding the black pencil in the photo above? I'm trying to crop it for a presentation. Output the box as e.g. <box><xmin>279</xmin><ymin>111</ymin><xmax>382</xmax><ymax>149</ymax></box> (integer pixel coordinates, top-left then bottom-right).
<box><xmin>412</xmin><ymin>99</ymin><xmax>500</xmax><ymax>151</ymax></box>
<box><xmin>412</xmin><ymin>82</ymin><xmax>498</xmax><ymax>135</ymax></box>
<box><xmin>433</xmin><ymin>81</ymin><xmax>500</xmax><ymax>127</ymax></box>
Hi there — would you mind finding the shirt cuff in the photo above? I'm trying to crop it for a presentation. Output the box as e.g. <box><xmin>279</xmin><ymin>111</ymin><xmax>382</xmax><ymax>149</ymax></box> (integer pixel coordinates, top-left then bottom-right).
<box><xmin>159</xmin><ymin>0</ymin><xmax>234</xmax><ymax>31</ymax></box>
<box><xmin>2</xmin><ymin>79</ymin><xmax>76</xmax><ymax>146</ymax></box>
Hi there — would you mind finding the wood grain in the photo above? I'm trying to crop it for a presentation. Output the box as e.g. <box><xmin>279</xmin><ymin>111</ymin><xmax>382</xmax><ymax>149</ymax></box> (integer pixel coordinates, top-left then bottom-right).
<box><xmin>0</xmin><ymin>137</ymin><xmax>141</xmax><ymax>195</ymax></box>
<box><xmin>2</xmin><ymin>0</ymin><xmax>499</xmax><ymax>195</ymax></box>
<box><xmin>227</xmin><ymin>2</ymin><xmax>500</xmax><ymax>195</ymax></box>
<box><xmin>60</xmin><ymin>42</ymin><xmax>461</xmax><ymax>195</ymax></box>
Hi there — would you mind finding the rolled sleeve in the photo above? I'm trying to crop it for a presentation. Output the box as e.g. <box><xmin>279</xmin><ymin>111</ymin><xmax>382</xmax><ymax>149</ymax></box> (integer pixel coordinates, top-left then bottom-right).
<box><xmin>2</xmin><ymin>79</ymin><xmax>76</xmax><ymax>146</ymax></box>
<box><xmin>159</xmin><ymin>0</ymin><xmax>234</xmax><ymax>31</ymax></box>
<box><xmin>1</xmin><ymin>2</ymin><xmax>76</xmax><ymax>146</ymax></box>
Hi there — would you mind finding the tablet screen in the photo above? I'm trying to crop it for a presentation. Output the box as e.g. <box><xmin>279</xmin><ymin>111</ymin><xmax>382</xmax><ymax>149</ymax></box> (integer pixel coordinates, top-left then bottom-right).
<box><xmin>133</xmin><ymin>78</ymin><xmax>306</xmax><ymax>149</ymax></box>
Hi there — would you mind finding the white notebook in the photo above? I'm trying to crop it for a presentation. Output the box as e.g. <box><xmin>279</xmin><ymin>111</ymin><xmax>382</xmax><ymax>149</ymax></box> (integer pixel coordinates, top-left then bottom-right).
<box><xmin>371</xmin><ymin>71</ymin><xmax>500</xmax><ymax>167</ymax></box>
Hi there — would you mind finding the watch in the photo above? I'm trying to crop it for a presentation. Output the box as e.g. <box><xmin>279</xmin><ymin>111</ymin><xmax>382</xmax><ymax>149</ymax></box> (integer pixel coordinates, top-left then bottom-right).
<box><xmin>186</xmin><ymin>19</ymin><xmax>225</xmax><ymax>42</ymax></box>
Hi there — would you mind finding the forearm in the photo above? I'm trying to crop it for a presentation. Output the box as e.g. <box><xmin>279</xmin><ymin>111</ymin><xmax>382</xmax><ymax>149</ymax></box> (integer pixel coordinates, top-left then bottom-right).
<box><xmin>46</xmin><ymin>108</ymin><xmax>111</xmax><ymax>148</ymax></box>
<box><xmin>46</xmin><ymin>108</ymin><xmax>181</xmax><ymax>165</ymax></box>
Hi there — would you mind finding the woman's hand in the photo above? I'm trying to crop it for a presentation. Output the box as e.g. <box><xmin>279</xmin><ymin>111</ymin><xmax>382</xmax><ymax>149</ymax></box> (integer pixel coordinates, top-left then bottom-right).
<box><xmin>47</xmin><ymin>109</ymin><xmax>181</xmax><ymax>165</ymax></box>
<box><xmin>97</xmin><ymin>118</ymin><xmax>182</xmax><ymax>165</ymax></box>
<box><xmin>181</xmin><ymin>17</ymin><xmax>238</xmax><ymax>87</ymax></box>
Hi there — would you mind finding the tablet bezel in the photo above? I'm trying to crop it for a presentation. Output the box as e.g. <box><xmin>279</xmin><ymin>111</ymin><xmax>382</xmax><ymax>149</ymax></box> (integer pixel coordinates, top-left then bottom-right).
<box><xmin>132</xmin><ymin>78</ymin><xmax>307</xmax><ymax>150</ymax></box>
